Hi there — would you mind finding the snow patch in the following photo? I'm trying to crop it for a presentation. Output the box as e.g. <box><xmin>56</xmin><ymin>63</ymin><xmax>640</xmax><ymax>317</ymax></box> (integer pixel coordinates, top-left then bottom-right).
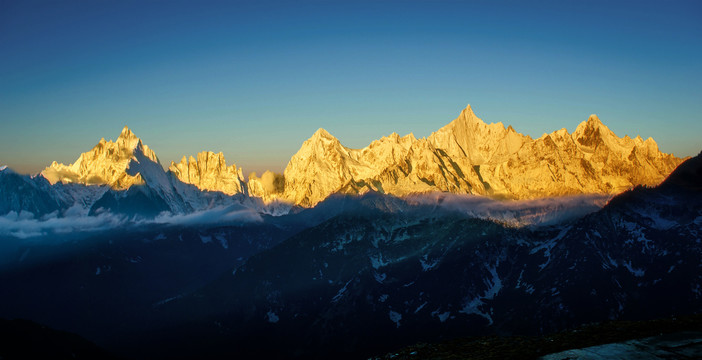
<box><xmin>419</xmin><ymin>254</ymin><xmax>440</xmax><ymax>271</ymax></box>
<box><xmin>431</xmin><ymin>308</ymin><xmax>451</xmax><ymax>322</ymax></box>
<box><xmin>438</xmin><ymin>311</ymin><xmax>450</xmax><ymax>322</ymax></box>
<box><xmin>458</xmin><ymin>263</ymin><xmax>502</xmax><ymax>325</ymax></box>
<box><xmin>373</xmin><ymin>272</ymin><xmax>387</xmax><ymax>283</ymax></box>
<box><xmin>266</xmin><ymin>310</ymin><xmax>279</xmax><ymax>323</ymax></box>
<box><xmin>623</xmin><ymin>261</ymin><xmax>645</xmax><ymax>277</ymax></box>
<box><xmin>332</xmin><ymin>279</ymin><xmax>353</xmax><ymax>303</ymax></box>
<box><xmin>530</xmin><ymin>226</ymin><xmax>570</xmax><ymax>270</ymax></box>
<box><xmin>369</xmin><ymin>253</ymin><xmax>389</xmax><ymax>269</ymax></box>
<box><xmin>388</xmin><ymin>310</ymin><xmax>402</xmax><ymax>328</ymax></box>
<box><xmin>216</xmin><ymin>234</ymin><xmax>228</xmax><ymax>249</ymax></box>
<box><xmin>414</xmin><ymin>302</ymin><xmax>428</xmax><ymax>314</ymax></box>
<box><xmin>154</xmin><ymin>294</ymin><xmax>183</xmax><ymax>307</ymax></box>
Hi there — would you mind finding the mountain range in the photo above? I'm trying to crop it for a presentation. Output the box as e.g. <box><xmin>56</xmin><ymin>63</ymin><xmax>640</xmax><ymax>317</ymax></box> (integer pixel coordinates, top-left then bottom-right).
<box><xmin>0</xmin><ymin>104</ymin><xmax>699</xmax><ymax>359</ymax></box>
<box><xmin>0</xmin><ymin>105</ymin><xmax>685</xmax><ymax>218</ymax></box>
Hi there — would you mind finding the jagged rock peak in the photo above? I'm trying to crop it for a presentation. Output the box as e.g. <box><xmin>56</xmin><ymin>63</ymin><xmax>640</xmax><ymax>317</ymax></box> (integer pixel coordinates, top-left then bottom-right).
<box><xmin>168</xmin><ymin>151</ymin><xmax>246</xmax><ymax>196</ymax></box>
<box><xmin>120</xmin><ymin>125</ymin><xmax>133</xmax><ymax>137</ymax></box>
<box><xmin>451</xmin><ymin>104</ymin><xmax>484</xmax><ymax>127</ymax></box>
<box><xmin>115</xmin><ymin>126</ymin><xmax>146</xmax><ymax>152</ymax></box>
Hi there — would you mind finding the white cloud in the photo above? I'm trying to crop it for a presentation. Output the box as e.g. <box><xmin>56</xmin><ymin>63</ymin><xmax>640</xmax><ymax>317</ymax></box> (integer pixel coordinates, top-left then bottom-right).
<box><xmin>0</xmin><ymin>205</ymin><xmax>263</xmax><ymax>239</ymax></box>
<box><xmin>404</xmin><ymin>193</ymin><xmax>611</xmax><ymax>226</ymax></box>
<box><xmin>149</xmin><ymin>205</ymin><xmax>263</xmax><ymax>226</ymax></box>
<box><xmin>0</xmin><ymin>210</ymin><xmax>128</xmax><ymax>239</ymax></box>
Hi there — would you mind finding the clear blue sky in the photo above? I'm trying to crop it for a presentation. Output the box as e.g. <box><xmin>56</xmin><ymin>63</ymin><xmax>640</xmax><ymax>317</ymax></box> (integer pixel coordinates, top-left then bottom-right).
<box><xmin>1</xmin><ymin>0</ymin><xmax>700</xmax><ymax>175</ymax></box>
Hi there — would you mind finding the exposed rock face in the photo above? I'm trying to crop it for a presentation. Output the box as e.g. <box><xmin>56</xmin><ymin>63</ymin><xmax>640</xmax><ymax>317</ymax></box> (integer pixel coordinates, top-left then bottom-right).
<box><xmin>168</xmin><ymin>151</ymin><xmax>246</xmax><ymax>196</ymax></box>
<box><xmin>282</xmin><ymin>105</ymin><xmax>684</xmax><ymax>207</ymax></box>
<box><xmin>41</xmin><ymin>126</ymin><xmax>159</xmax><ymax>190</ymax></box>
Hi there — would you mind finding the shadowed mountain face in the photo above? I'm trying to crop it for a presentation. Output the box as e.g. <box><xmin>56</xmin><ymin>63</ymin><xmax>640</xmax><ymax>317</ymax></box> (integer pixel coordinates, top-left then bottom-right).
<box><xmin>0</xmin><ymin>318</ymin><xmax>119</xmax><ymax>360</ymax></box>
<box><xmin>0</xmin><ymin>222</ymin><xmax>298</xmax><ymax>351</ymax></box>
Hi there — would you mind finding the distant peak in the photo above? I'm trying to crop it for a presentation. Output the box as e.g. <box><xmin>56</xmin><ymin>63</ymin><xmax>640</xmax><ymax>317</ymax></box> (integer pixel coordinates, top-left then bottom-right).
<box><xmin>445</xmin><ymin>103</ymin><xmax>486</xmax><ymax>130</ymax></box>
<box><xmin>311</xmin><ymin>128</ymin><xmax>337</xmax><ymax>141</ymax></box>
<box><xmin>587</xmin><ymin>114</ymin><xmax>602</xmax><ymax>124</ymax></box>
<box><xmin>116</xmin><ymin>126</ymin><xmax>142</xmax><ymax>150</ymax></box>
<box><xmin>119</xmin><ymin>126</ymin><xmax>133</xmax><ymax>137</ymax></box>
<box><xmin>461</xmin><ymin>104</ymin><xmax>475</xmax><ymax>117</ymax></box>
<box><xmin>574</xmin><ymin>113</ymin><xmax>610</xmax><ymax>138</ymax></box>
<box><xmin>644</xmin><ymin>136</ymin><xmax>659</xmax><ymax>147</ymax></box>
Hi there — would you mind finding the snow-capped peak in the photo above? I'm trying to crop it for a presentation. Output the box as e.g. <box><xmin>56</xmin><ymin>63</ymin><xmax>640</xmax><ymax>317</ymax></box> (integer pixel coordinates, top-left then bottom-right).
<box><xmin>41</xmin><ymin>126</ymin><xmax>161</xmax><ymax>189</ymax></box>
<box><xmin>310</xmin><ymin>128</ymin><xmax>338</xmax><ymax>142</ymax></box>
<box><xmin>116</xmin><ymin>126</ymin><xmax>141</xmax><ymax>150</ymax></box>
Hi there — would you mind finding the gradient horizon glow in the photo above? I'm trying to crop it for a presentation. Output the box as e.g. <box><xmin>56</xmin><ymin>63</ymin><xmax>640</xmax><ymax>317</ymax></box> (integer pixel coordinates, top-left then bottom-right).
<box><xmin>1</xmin><ymin>0</ymin><xmax>700</xmax><ymax>176</ymax></box>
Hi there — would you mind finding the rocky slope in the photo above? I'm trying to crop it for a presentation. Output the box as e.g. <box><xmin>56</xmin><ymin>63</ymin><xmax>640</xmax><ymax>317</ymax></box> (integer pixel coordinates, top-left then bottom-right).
<box><xmin>282</xmin><ymin>105</ymin><xmax>684</xmax><ymax>206</ymax></box>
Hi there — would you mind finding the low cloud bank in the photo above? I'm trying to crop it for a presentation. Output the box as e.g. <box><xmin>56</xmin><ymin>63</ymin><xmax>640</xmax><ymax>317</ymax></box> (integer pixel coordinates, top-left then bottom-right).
<box><xmin>0</xmin><ymin>205</ymin><xmax>263</xmax><ymax>239</ymax></box>
<box><xmin>405</xmin><ymin>193</ymin><xmax>612</xmax><ymax>226</ymax></box>
<box><xmin>150</xmin><ymin>205</ymin><xmax>263</xmax><ymax>226</ymax></box>
<box><xmin>0</xmin><ymin>210</ymin><xmax>128</xmax><ymax>239</ymax></box>
<box><xmin>0</xmin><ymin>192</ymin><xmax>611</xmax><ymax>239</ymax></box>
